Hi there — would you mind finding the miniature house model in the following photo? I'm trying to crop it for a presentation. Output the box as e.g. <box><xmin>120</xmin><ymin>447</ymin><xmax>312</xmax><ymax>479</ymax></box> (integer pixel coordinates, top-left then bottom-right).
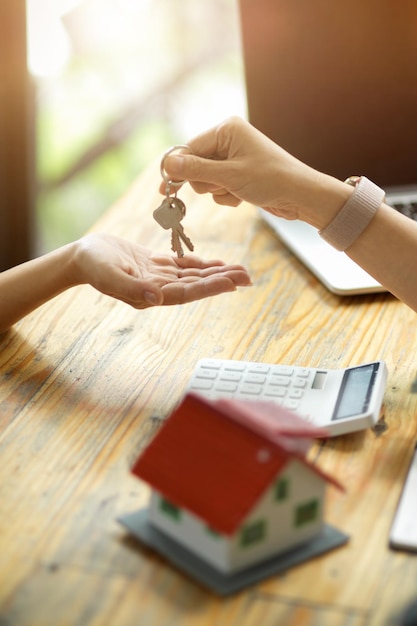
<box><xmin>131</xmin><ymin>393</ymin><xmax>344</xmax><ymax>576</ymax></box>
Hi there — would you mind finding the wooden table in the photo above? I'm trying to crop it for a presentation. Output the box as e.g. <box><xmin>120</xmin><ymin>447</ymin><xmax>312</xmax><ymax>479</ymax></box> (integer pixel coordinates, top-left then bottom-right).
<box><xmin>1</xmin><ymin>163</ymin><xmax>417</xmax><ymax>626</ymax></box>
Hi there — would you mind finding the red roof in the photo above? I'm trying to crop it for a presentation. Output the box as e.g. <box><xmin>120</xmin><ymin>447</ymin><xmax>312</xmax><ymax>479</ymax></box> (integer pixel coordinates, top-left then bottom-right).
<box><xmin>132</xmin><ymin>393</ymin><xmax>342</xmax><ymax>535</ymax></box>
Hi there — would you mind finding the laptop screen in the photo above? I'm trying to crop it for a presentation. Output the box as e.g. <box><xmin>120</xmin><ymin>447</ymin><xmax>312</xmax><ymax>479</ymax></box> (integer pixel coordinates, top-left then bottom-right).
<box><xmin>238</xmin><ymin>1</ymin><xmax>417</xmax><ymax>188</ymax></box>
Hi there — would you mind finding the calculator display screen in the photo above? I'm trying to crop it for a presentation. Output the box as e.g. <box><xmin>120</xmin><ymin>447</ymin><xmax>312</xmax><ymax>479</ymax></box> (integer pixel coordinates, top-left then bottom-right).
<box><xmin>332</xmin><ymin>363</ymin><xmax>379</xmax><ymax>420</ymax></box>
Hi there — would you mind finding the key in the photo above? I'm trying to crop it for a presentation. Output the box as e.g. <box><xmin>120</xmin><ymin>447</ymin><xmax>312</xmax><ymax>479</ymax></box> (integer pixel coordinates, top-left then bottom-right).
<box><xmin>171</xmin><ymin>199</ymin><xmax>194</xmax><ymax>254</ymax></box>
<box><xmin>154</xmin><ymin>196</ymin><xmax>184</xmax><ymax>256</ymax></box>
<box><xmin>168</xmin><ymin>196</ymin><xmax>187</xmax><ymax>242</ymax></box>
<box><xmin>171</xmin><ymin>228</ymin><xmax>183</xmax><ymax>257</ymax></box>
<box><xmin>157</xmin><ymin>143</ymin><xmax>196</xmax><ymax>256</ymax></box>
<box><xmin>153</xmin><ymin>196</ymin><xmax>194</xmax><ymax>258</ymax></box>
<box><xmin>153</xmin><ymin>197</ymin><xmax>181</xmax><ymax>230</ymax></box>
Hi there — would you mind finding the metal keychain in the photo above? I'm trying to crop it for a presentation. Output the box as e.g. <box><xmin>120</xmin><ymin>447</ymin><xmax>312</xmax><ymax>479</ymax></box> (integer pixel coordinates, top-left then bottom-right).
<box><xmin>160</xmin><ymin>144</ymin><xmax>192</xmax><ymax>192</ymax></box>
<box><xmin>155</xmin><ymin>145</ymin><xmax>194</xmax><ymax>257</ymax></box>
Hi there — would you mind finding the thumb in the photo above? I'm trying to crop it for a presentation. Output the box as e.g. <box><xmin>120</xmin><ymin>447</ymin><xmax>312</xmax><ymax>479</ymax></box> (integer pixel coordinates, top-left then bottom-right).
<box><xmin>165</xmin><ymin>154</ymin><xmax>228</xmax><ymax>186</ymax></box>
<box><xmin>97</xmin><ymin>265</ymin><xmax>164</xmax><ymax>307</ymax></box>
<box><xmin>127</xmin><ymin>277</ymin><xmax>164</xmax><ymax>307</ymax></box>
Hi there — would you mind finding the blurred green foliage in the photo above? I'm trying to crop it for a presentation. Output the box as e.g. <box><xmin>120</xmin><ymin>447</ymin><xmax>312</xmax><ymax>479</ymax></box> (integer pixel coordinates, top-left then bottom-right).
<box><xmin>33</xmin><ymin>0</ymin><xmax>245</xmax><ymax>252</ymax></box>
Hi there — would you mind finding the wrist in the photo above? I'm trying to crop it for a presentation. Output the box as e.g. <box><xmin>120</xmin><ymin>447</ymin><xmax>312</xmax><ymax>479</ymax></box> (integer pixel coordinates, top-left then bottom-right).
<box><xmin>57</xmin><ymin>241</ymin><xmax>84</xmax><ymax>289</ymax></box>
<box><xmin>299</xmin><ymin>172</ymin><xmax>353</xmax><ymax>230</ymax></box>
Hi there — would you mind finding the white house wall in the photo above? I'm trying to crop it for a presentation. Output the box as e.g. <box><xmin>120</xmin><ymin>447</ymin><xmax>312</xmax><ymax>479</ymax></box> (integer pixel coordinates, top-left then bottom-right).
<box><xmin>228</xmin><ymin>459</ymin><xmax>325</xmax><ymax>572</ymax></box>
<box><xmin>148</xmin><ymin>459</ymin><xmax>326</xmax><ymax>575</ymax></box>
<box><xmin>149</xmin><ymin>491</ymin><xmax>231</xmax><ymax>572</ymax></box>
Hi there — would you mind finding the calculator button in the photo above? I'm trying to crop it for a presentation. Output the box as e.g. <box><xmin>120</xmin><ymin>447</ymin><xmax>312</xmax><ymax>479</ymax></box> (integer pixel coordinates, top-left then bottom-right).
<box><xmin>272</xmin><ymin>366</ymin><xmax>293</xmax><ymax>376</ymax></box>
<box><xmin>244</xmin><ymin>373</ymin><xmax>267</xmax><ymax>384</ymax></box>
<box><xmin>196</xmin><ymin>370</ymin><xmax>218</xmax><ymax>380</ymax></box>
<box><xmin>292</xmin><ymin>378</ymin><xmax>308</xmax><ymax>388</ymax></box>
<box><xmin>284</xmin><ymin>399</ymin><xmax>300</xmax><ymax>410</ymax></box>
<box><xmin>190</xmin><ymin>380</ymin><xmax>213</xmax><ymax>391</ymax></box>
<box><xmin>219</xmin><ymin>372</ymin><xmax>242</xmax><ymax>382</ymax></box>
<box><xmin>264</xmin><ymin>386</ymin><xmax>286</xmax><ymax>398</ymax></box>
<box><xmin>200</xmin><ymin>360</ymin><xmax>222</xmax><ymax>370</ymax></box>
<box><xmin>240</xmin><ymin>383</ymin><xmax>263</xmax><ymax>396</ymax></box>
<box><xmin>269</xmin><ymin>376</ymin><xmax>291</xmax><ymax>387</ymax></box>
<box><xmin>224</xmin><ymin>363</ymin><xmax>246</xmax><ymax>372</ymax></box>
<box><xmin>288</xmin><ymin>389</ymin><xmax>303</xmax><ymax>399</ymax></box>
<box><xmin>214</xmin><ymin>382</ymin><xmax>238</xmax><ymax>393</ymax></box>
<box><xmin>248</xmin><ymin>364</ymin><xmax>270</xmax><ymax>374</ymax></box>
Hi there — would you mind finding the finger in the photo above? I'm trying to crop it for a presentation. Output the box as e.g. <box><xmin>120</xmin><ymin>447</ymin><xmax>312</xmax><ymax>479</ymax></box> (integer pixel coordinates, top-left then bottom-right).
<box><xmin>174</xmin><ymin>255</ymin><xmax>226</xmax><ymax>269</ymax></box>
<box><xmin>164</xmin><ymin>154</ymin><xmax>231</xmax><ymax>186</ymax></box>
<box><xmin>161</xmin><ymin>276</ymin><xmax>238</xmax><ymax>305</ymax></box>
<box><xmin>157</xmin><ymin>180</ymin><xmax>242</xmax><ymax>207</ymax></box>
<box><xmin>96</xmin><ymin>267</ymin><xmax>164</xmax><ymax>307</ymax></box>
<box><xmin>212</xmin><ymin>192</ymin><xmax>242</xmax><ymax>207</ymax></box>
<box><xmin>158</xmin><ymin>179</ymin><xmax>185</xmax><ymax>195</ymax></box>
<box><xmin>187</xmin><ymin>181</ymin><xmax>226</xmax><ymax>195</ymax></box>
<box><xmin>185</xmin><ymin>181</ymin><xmax>242</xmax><ymax>207</ymax></box>
<box><xmin>173</xmin><ymin>257</ymin><xmax>251</xmax><ymax>281</ymax></box>
<box><xmin>176</xmin><ymin>266</ymin><xmax>252</xmax><ymax>286</ymax></box>
<box><xmin>204</xmin><ymin>269</ymin><xmax>252</xmax><ymax>286</ymax></box>
<box><xmin>129</xmin><ymin>279</ymin><xmax>165</xmax><ymax>306</ymax></box>
<box><xmin>148</xmin><ymin>254</ymin><xmax>226</xmax><ymax>272</ymax></box>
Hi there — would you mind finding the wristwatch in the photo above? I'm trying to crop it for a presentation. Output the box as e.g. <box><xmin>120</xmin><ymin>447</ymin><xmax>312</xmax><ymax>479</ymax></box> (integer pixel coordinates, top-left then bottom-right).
<box><xmin>319</xmin><ymin>176</ymin><xmax>385</xmax><ymax>251</ymax></box>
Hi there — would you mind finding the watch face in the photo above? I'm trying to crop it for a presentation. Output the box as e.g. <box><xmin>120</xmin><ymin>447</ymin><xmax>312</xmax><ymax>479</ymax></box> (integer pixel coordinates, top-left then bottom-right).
<box><xmin>344</xmin><ymin>176</ymin><xmax>361</xmax><ymax>187</ymax></box>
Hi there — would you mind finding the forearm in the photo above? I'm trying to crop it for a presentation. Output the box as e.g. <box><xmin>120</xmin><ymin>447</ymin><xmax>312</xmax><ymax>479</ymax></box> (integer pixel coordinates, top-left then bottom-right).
<box><xmin>140</xmin><ymin>114</ymin><xmax>417</xmax><ymax>311</ymax></box>
<box><xmin>263</xmin><ymin>132</ymin><xmax>417</xmax><ymax>309</ymax></box>
<box><xmin>0</xmin><ymin>243</ymin><xmax>78</xmax><ymax>333</ymax></box>
<box><xmin>345</xmin><ymin>203</ymin><xmax>417</xmax><ymax>310</ymax></box>
<box><xmin>300</xmin><ymin>174</ymin><xmax>417</xmax><ymax>310</ymax></box>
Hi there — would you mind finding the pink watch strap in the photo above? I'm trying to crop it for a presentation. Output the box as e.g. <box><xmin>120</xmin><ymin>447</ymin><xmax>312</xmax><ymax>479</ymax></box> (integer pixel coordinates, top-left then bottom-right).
<box><xmin>319</xmin><ymin>176</ymin><xmax>385</xmax><ymax>251</ymax></box>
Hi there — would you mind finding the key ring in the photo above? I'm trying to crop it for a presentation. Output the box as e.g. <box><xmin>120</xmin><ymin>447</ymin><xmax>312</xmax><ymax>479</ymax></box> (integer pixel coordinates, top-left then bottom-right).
<box><xmin>160</xmin><ymin>144</ymin><xmax>193</xmax><ymax>196</ymax></box>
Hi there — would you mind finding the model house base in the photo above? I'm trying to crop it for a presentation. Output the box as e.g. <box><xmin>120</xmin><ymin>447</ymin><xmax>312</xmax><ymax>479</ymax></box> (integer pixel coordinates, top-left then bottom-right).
<box><xmin>123</xmin><ymin>393</ymin><xmax>349</xmax><ymax>593</ymax></box>
<box><xmin>119</xmin><ymin>508</ymin><xmax>349</xmax><ymax>595</ymax></box>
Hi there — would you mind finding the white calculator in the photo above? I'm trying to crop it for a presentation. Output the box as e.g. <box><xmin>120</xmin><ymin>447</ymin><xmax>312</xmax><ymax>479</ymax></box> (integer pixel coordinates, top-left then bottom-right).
<box><xmin>185</xmin><ymin>358</ymin><xmax>388</xmax><ymax>437</ymax></box>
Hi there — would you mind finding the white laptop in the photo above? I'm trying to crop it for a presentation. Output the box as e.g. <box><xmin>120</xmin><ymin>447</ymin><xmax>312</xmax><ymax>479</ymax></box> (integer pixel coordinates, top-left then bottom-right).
<box><xmin>239</xmin><ymin>0</ymin><xmax>417</xmax><ymax>295</ymax></box>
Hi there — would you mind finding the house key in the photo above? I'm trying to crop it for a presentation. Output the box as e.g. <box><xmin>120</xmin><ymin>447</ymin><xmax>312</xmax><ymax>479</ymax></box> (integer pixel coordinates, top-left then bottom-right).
<box><xmin>153</xmin><ymin>195</ymin><xmax>194</xmax><ymax>257</ymax></box>
<box><xmin>154</xmin><ymin>144</ymin><xmax>195</xmax><ymax>258</ymax></box>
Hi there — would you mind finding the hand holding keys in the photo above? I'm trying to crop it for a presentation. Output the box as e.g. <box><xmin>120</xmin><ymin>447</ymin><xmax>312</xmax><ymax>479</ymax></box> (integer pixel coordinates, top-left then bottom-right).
<box><xmin>154</xmin><ymin>145</ymin><xmax>195</xmax><ymax>258</ymax></box>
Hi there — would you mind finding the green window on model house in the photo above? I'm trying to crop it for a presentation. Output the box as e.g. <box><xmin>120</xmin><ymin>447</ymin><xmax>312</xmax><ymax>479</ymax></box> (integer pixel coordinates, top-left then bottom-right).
<box><xmin>240</xmin><ymin>519</ymin><xmax>267</xmax><ymax>547</ymax></box>
<box><xmin>159</xmin><ymin>497</ymin><xmax>182</xmax><ymax>521</ymax></box>
<box><xmin>206</xmin><ymin>526</ymin><xmax>222</xmax><ymax>539</ymax></box>
<box><xmin>275</xmin><ymin>476</ymin><xmax>290</xmax><ymax>502</ymax></box>
<box><xmin>294</xmin><ymin>499</ymin><xmax>319</xmax><ymax>527</ymax></box>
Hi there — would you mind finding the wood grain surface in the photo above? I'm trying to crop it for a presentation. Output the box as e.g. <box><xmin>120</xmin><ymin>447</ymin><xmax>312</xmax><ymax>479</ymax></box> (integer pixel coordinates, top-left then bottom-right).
<box><xmin>1</xmin><ymin>162</ymin><xmax>416</xmax><ymax>626</ymax></box>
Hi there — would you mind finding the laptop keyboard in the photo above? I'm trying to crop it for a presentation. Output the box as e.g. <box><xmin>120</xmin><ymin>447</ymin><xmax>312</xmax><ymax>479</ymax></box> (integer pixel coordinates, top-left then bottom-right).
<box><xmin>392</xmin><ymin>201</ymin><xmax>417</xmax><ymax>220</ymax></box>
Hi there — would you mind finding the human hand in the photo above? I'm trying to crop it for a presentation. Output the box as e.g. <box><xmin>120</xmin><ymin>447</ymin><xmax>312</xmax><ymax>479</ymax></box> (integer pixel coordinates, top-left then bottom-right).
<box><xmin>159</xmin><ymin>116</ymin><xmax>348</xmax><ymax>229</ymax></box>
<box><xmin>71</xmin><ymin>233</ymin><xmax>251</xmax><ymax>308</ymax></box>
